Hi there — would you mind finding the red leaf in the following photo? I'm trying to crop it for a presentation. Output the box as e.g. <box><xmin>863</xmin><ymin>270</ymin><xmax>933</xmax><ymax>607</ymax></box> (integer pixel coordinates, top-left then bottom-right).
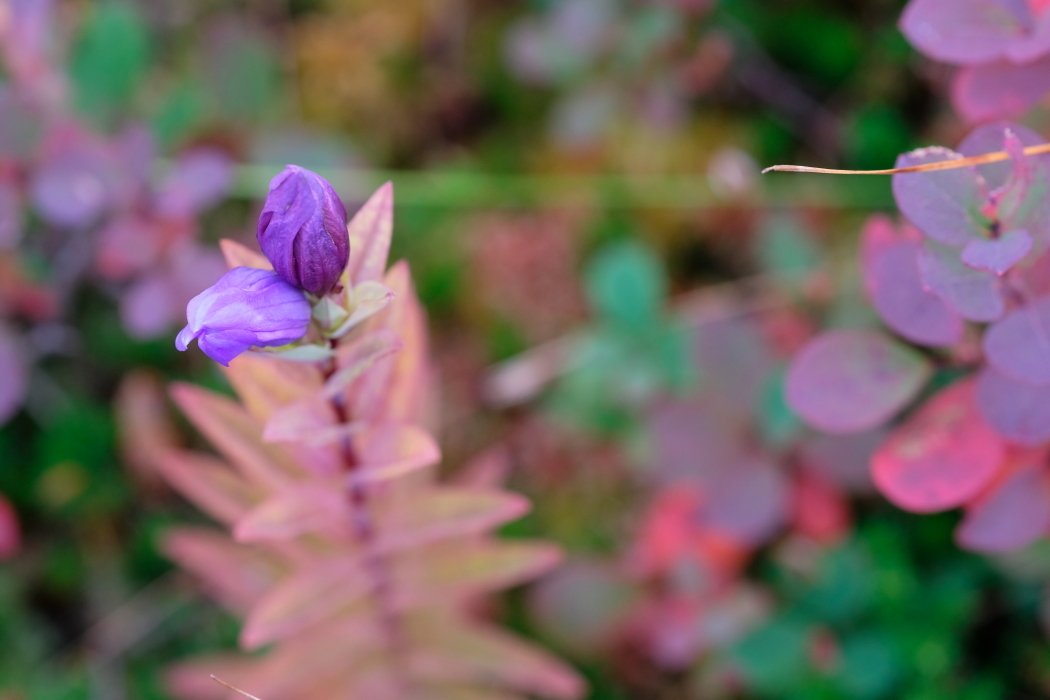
<box><xmin>872</xmin><ymin>380</ymin><xmax>1006</xmax><ymax>512</ymax></box>
<box><xmin>0</xmin><ymin>493</ymin><xmax>20</xmax><ymax>560</ymax></box>
<box><xmin>791</xmin><ymin>470</ymin><xmax>851</xmax><ymax>544</ymax></box>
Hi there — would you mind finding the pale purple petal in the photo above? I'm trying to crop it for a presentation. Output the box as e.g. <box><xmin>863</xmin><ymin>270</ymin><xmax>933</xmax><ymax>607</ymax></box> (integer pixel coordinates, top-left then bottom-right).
<box><xmin>917</xmin><ymin>241</ymin><xmax>1005</xmax><ymax>321</ymax></box>
<box><xmin>785</xmin><ymin>329</ymin><xmax>932</xmax><ymax>434</ymax></box>
<box><xmin>892</xmin><ymin>147</ymin><xmax>988</xmax><ymax>246</ymax></box>
<box><xmin>983</xmin><ymin>296</ymin><xmax>1050</xmax><ymax>385</ymax></box>
<box><xmin>975</xmin><ymin>365</ymin><xmax>1050</xmax><ymax>444</ymax></box>
<box><xmin>156</xmin><ymin>148</ymin><xmax>234</xmax><ymax>218</ymax></box>
<box><xmin>867</xmin><ymin>240</ymin><xmax>964</xmax><ymax>346</ymax></box>
<box><xmin>901</xmin><ymin>0</ymin><xmax>1044</xmax><ymax>65</ymax></box>
<box><xmin>956</xmin><ymin>464</ymin><xmax>1050</xmax><ymax>553</ymax></box>
<box><xmin>961</xmin><ymin>229</ymin><xmax>1032</xmax><ymax>274</ymax></box>
<box><xmin>952</xmin><ymin>56</ymin><xmax>1050</xmax><ymax>123</ymax></box>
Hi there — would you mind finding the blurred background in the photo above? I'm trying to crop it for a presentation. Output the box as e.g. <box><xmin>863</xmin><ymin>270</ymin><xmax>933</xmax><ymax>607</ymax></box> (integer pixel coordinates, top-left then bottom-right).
<box><xmin>3</xmin><ymin>0</ymin><xmax>1050</xmax><ymax>699</ymax></box>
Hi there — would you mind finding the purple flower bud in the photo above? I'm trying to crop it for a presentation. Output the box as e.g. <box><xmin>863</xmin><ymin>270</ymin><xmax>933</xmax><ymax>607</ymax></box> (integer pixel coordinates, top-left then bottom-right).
<box><xmin>176</xmin><ymin>267</ymin><xmax>311</xmax><ymax>366</ymax></box>
<box><xmin>257</xmin><ymin>165</ymin><xmax>349</xmax><ymax>296</ymax></box>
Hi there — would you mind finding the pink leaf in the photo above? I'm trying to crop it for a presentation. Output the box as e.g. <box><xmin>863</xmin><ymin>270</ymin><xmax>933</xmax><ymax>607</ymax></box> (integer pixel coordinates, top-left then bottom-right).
<box><xmin>325</xmin><ymin>329</ymin><xmax>403</xmax><ymax>398</ymax></box>
<box><xmin>956</xmin><ymin>460</ymin><xmax>1050</xmax><ymax>552</ymax></box>
<box><xmin>346</xmin><ymin>182</ymin><xmax>394</xmax><ymax>286</ymax></box>
<box><xmin>866</xmin><ymin>239</ymin><xmax>964</xmax><ymax>346</ymax></box>
<box><xmin>961</xmin><ymin>228</ymin><xmax>1033</xmax><ymax>274</ymax></box>
<box><xmin>983</xmin><ymin>296</ymin><xmax>1050</xmax><ymax>385</ymax></box>
<box><xmin>892</xmin><ymin>147</ymin><xmax>988</xmax><ymax>246</ymax></box>
<box><xmin>225</xmin><ymin>352</ymin><xmax>324</xmax><ymax>423</ymax></box>
<box><xmin>375</xmin><ymin>487</ymin><xmax>531</xmax><ymax>552</ymax></box>
<box><xmin>790</xmin><ymin>470</ymin><xmax>851</xmax><ymax>544</ymax></box>
<box><xmin>354</xmin><ymin>423</ymin><xmax>442</xmax><ymax>483</ymax></box>
<box><xmin>0</xmin><ymin>493</ymin><xmax>20</xmax><ymax>560</ymax></box>
<box><xmin>785</xmin><ymin>329</ymin><xmax>932</xmax><ymax>434</ymax></box>
<box><xmin>952</xmin><ymin>55</ymin><xmax>1050</xmax><ymax>123</ymax></box>
<box><xmin>975</xmin><ymin>365</ymin><xmax>1050</xmax><ymax>444</ymax></box>
<box><xmin>219</xmin><ymin>238</ymin><xmax>273</xmax><ymax>271</ymax></box>
<box><xmin>917</xmin><ymin>241</ymin><xmax>1005</xmax><ymax>321</ymax></box>
<box><xmin>234</xmin><ymin>483</ymin><xmax>349</xmax><ymax>542</ymax></box>
<box><xmin>872</xmin><ymin>380</ymin><xmax>1005</xmax><ymax>513</ymax></box>
<box><xmin>158</xmin><ymin>450</ymin><xmax>263</xmax><ymax>525</ymax></box>
<box><xmin>900</xmin><ymin>0</ymin><xmax>1050</xmax><ymax>65</ymax></box>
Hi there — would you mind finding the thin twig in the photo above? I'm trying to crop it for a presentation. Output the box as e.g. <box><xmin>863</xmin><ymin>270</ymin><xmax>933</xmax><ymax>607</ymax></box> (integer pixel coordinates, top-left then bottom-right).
<box><xmin>210</xmin><ymin>675</ymin><xmax>262</xmax><ymax>700</ymax></box>
<box><xmin>763</xmin><ymin>141</ymin><xmax>1050</xmax><ymax>175</ymax></box>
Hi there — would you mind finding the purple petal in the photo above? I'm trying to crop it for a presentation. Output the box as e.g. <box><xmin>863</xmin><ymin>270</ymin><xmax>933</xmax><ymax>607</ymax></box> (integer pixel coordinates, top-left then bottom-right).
<box><xmin>983</xmin><ymin>296</ymin><xmax>1050</xmax><ymax>385</ymax></box>
<box><xmin>901</xmin><ymin>0</ymin><xmax>1048</xmax><ymax>65</ymax></box>
<box><xmin>892</xmin><ymin>147</ymin><xmax>988</xmax><ymax>246</ymax></box>
<box><xmin>917</xmin><ymin>241</ymin><xmax>1005</xmax><ymax>322</ymax></box>
<box><xmin>785</xmin><ymin>329</ymin><xmax>932</xmax><ymax>434</ymax></box>
<box><xmin>952</xmin><ymin>56</ymin><xmax>1050</xmax><ymax>123</ymax></box>
<box><xmin>177</xmin><ymin>267</ymin><xmax>311</xmax><ymax>366</ymax></box>
<box><xmin>867</xmin><ymin>240</ymin><xmax>964</xmax><ymax>346</ymax></box>
<box><xmin>975</xmin><ymin>365</ymin><xmax>1050</xmax><ymax>444</ymax></box>
<box><xmin>961</xmin><ymin>229</ymin><xmax>1033</xmax><ymax>274</ymax></box>
<box><xmin>956</xmin><ymin>463</ymin><xmax>1050</xmax><ymax>553</ymax></box>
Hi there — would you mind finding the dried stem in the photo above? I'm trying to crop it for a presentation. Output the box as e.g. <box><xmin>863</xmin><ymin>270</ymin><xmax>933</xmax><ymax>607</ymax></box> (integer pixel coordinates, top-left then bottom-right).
<box><xmin>762</xmin><ymin>141</ymin><xmax>1050</xmax><ymax>175</ymax></box>
<box><xmin>210</xmin><ymin>676</ymin><xmax>263</xmax><ymax>700</ymax></box>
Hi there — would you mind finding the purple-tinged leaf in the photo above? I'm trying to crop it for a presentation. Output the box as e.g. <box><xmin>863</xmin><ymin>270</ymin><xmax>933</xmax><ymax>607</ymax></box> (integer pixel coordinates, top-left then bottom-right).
<box><xmin>900</xmin><ymin>0</ymin><xmax>1050</xmax><ymax>65</ymax></box>
<box><xmin>31</xmin><ymin>144</ymin><xmax>114</xmax><ymax>227</ymax></box>
<box><xmin>0</xmin><ymin>493</ymin><xmax>19</xmax><ymax>560</ymax></box>
<box><xmin>976</xmin><ymin>365</ymin><xmax>1050</xmax><ymax>444</ymax></box>
<box><xmin>918</xmin><ymin>241</ymin><xmax>1004</xmax><ymax>321</ymax></box>
<box><xmin>958</xmin><ymin>121</ymin><xmax>1045</xmax><ymax>188</ymax></box>
<box><xmin>0</xmin><ymin>180</ymin><xmax>23</xmax><ymax>249</ymax></box>
<box><xmin>892</xmin><ymin>147</ymin><xmax>988</xmax><ymax>246</ymax></box>
<box><xmin>155</xmin><ymin>148</ymin><xmax>234</xmax><ymax>218</ymax></box>
<box><xmin>956</xmin><ymin>462</ymin><xmax>1050</xmax><ymax>552</ymax></box>
<box><xmin>953</xmin><ymin>56</ymin><xmax>1050</xmax><ymax>123</ymax></box>
<box><xmin>872</xmin><ymin>379</ymin><xmax>1005</xmax><ymax>513</ymax></box>
<box><xmin>700</xmin><ymin>458</ymin><xmax>788</xmax><ymax>546</ymax></box>
<box><xmin>984</xmin><ymin>296</ymin><xmax>1050</xmax><ymax>385</ymax></box>
<box><xmin>799</xmin><ymin>429</ymin><xmax>886</xmax><ymax>494</ymax></box>
<box><xmin>961</xmin><ymin>228</ymin><xmax>1032</xmax><ymax>274</ymax></box>
<box><xmin>785</xmin><ymin>329</ymin><xmax>932</xmax><ymax>434</ymax></box>
<box><xmin>647</xmin><ymin>397</ymin><xmax>746</xmax><ymax>485</ymax></box>
<box><xmin>866</xmin><ymin>239</ymin><xmax>964</xmax><ymax>346</ymax></box>
<box><xmin>0</xmin><ymin>326</ymin><xmax>27</xmax><ymax>426</ymax></box>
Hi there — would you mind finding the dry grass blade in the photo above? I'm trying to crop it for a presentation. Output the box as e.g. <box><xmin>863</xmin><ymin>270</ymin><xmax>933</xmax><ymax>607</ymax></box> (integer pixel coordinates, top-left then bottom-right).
<box><xmin>210</xmin><ymin>675</ymin><xmax>263</xmax><ymax>700</ymax></box>
<box><xmin>762</xmin><ymin>141</ymin><xmax>1050</xmax><ymax>175</ymax></box>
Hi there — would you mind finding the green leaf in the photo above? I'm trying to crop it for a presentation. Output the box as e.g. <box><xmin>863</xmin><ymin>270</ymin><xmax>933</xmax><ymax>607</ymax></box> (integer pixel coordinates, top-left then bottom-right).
<box><xmin>835</xmin><ymin>631</ymin><xmax>902</xmax><ymax>700</ymax></box>
<box><xmin>732</xmin><ymin>616</ymin><xmax>811</xmax><ymax>694</ymax></box>
<box><xmin>584</xmin><ymin>240</ymin><xmax>667</xmax><ymax>331</ymax></box>
<box><xmin>755</xmin><ymin>216</ymin><xmax>822</xmax><ymax>287</ymax></box>
<box><xmin>70</xmin><ymin>2</ymin><xmax>151</xmax><ymax>119</ymax></box>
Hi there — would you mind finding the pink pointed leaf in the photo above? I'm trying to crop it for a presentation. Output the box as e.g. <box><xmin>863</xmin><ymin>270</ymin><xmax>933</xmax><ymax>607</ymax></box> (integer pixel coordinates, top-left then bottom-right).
<box><xmin>262</xmin><ymin>395</ymin><xmax>338</xmax><ymax>443</ymax></box>
<box><xmin>375</xmin><ymin>487</ymin><xmax>530</xmax><ymax>552</ymax></box>
<box><xmin>983</xmin><ymin>296</ymin><xmax>1050</xmax><ymax>385</ymax></box>
<box><xmin>900</xmin><ymin>0</ymin><xmax>1047</xmax><ymax>65</ymax></box>
<box><xmin>975</xmin><ymin>365</ymin><xmax>1050</xmax><ymax>444</ymax></box>
<box><xmin>956</xmin><ymin>463</ymin><xmax>1050</xmax><ymax>552</ymax></box>
<box><xmin>157</xmin><ymin>450</ymin><xmax>263</xmax><ymax>525</ymax></box>
<box><xmin>961</xmin><ymin>229</ymin><xmax>1032</xmax><ymax>275</ymax></box>
<box><xmin>219</xmin><ymin>238</ymin><xmax>273</xmax><ymax>271</ymax></box>
<box><xmin>233</xmin><ymin>484</ymin><xmax>350</xmax><ymax>542</ymax></box>
<box><xmin>410</xmin><ymin>618</ymin><xmax>586</xmax><ymax>700</ymax></box>
<box><xmin>170</xmin><ymin>383</ymin><xmax>305</xmax><ymax>489</ymax></box>
<box><xmin>163</xmin><ymin>528</ymin><xmax>286</xmax><ymax>614</ymax></box>
<box><xmin>892</xmin><ymin>147</ymin><xmax>988</xmax><ymax>246</ymax></box>
<box><xmin>917</xmin><ymin>241</ymin><xmax>1005</xmax><ymax>321</ymax></box>
<box><xmin>867</xmin><ymin>239</ymin><xmax>964</xmax><ymax>346</ymax></box>
<box><xmin>331</xmin><ymin>281</ymin><xmax>397</xmax><ymax>338</ymax></box>
<box><xmin>325</xmin><ymin>329</ymin><xmax>403</xmax><ymax>398</ymax></box>
<box><xmin>785</xmin><ymin>329</ymin><xmax>931</xmax><ymax>434</ymax></box>
<box><xmin>225</xmin><ymin>352</ymin><xmax>324</xmax><ymax>422</ymax></box>
<box><xmin>354</xmin><ymin>423</ymin><xmax>442</xmax><ymax>483</ymax></box>
<box><xmin>872</xmin><ymin>380</ymin><xmax>1005</xmax><ymax>513</ymax></box>
<box><xmin>346</xmin><ymin>182</ymin><xmax>394</xmax><ymax>286</ymax></box>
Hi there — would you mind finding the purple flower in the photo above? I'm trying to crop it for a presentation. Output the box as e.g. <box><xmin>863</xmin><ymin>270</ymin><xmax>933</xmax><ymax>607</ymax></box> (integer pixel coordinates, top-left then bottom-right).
<box><xmin>257</xmin><ymin>165</ymin><xmax>349</xmax><ymax>296</ymax></box>
<box><xmin>176</xmin><ymin>267</ymin><xmax>311</xmax><ymax>366</ymax></box>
